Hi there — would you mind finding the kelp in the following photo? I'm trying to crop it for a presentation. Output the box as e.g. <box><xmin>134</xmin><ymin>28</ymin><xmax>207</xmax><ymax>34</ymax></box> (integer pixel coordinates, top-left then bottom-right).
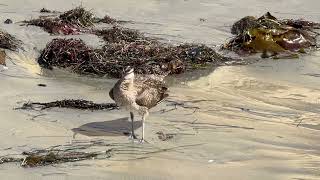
<box><xmin>21</xmin><ymin>151</ymin><xmax>98</xmax><ymax>167</ymax></box>
<box><xmin>38</xmin><ymin>34</ymin><xmax>241</xmax><ymax>77</ymax></box>
<box><xmin>225</xmin><ymin>12</ymin><xmax>319</xmax><ymax>58</ymax></box>
<box><xmin>0</xmin><ymin>29</ymin><xmax>21</xmax><ymax>51</ymax></box>
<box><xmin>17</xmin><ymin>99</ymin><xmax>118</xmax><ymax>111</ymax></box>
<box><xmin>0</xmin><ymin>141</ymin><xmax>112</xmax><ymax>167</ymax></box>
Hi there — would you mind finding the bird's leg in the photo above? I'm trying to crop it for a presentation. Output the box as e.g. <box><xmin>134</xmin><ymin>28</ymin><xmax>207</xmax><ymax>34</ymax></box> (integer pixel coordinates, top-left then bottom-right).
<box><xmin>139</xmin><ymin>111</ymin><xmax>149</xmax><ymax>143</ymax></box>
<box><xmin>141</xmin><ymin>114</ymin><xmax>145</xmax><ymax>142</ymax></box>
<box><xmin>129</xmin><ymin>112</ymin><xmax>137</xmax><ymax>139</ymax></box>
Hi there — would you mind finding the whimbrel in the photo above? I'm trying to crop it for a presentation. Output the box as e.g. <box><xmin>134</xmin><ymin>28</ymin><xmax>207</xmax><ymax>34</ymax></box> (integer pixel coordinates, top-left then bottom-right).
<box><xmin>109</xmin><ymin>67</ymin><xmax>169</xmax><ymax>142</ymax></box>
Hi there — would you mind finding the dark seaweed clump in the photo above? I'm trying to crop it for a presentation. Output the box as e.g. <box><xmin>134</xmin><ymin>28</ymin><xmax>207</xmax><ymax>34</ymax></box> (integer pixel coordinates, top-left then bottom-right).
<box><xmin>59</xmin><ymin>7</ymin><xmax>95</xmax><ymax>27</ymax></box>
<box><xmin>94</xmin><ymin>26</ymin><xmax>146</xmax><ymax>43</ymax></box>
<box><xmin>38</xmin><ymin>26</ymin><xmax>241</xmax><ymax>77</ymax></box>
<box><xmin>0</xmin><ymin>29</ymin><xmax>21</xmax><ymax>51</ymax></box>
<box><xmin>18</xmin><ymin>99</ymin><xmax>118</xmax><ymax>111</ymax></box>
<box><xmin>24</xmin><ymin>7</ymin><xmax>118</xmax><ymax>35</ymax></box>
<box><xmin>225</xmin><ymin>12</ymin><xmax>320</xmax><ymax>58</ymax></box>
<box><xmin>21</xmin><ymin>152</ymin><xmax>98</xmax><ymax>167</ymax></box>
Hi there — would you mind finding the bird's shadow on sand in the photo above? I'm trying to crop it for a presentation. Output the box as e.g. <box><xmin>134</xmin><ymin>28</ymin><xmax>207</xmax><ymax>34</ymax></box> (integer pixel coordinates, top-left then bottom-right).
<box><xmin>72</xmin><ymin>117</ymin><xmax>142</xmax><ymax>137</ymax></box>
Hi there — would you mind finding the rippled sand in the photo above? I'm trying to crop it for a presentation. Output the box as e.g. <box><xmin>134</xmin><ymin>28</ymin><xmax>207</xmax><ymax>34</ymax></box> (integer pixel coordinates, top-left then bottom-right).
<box><xmin>0</xmin><ymin>0</ymin><xmax>320</xmax><ymax>179</ymax></box>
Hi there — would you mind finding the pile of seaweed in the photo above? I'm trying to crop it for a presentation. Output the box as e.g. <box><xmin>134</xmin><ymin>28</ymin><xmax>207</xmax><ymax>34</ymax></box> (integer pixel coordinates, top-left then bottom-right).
<box><xmin>23</xmin><ymin>7</ymin><xmax>117</xmax><ymax>35</ymax></box>
<box><xmin>38</xmin><ymin>26</ymin><xmax>241</xmax><ymax>77</ymax></box>
<box><xmin>0</xmin><ymin>140</ymin><xmax>112</xmax><ymax>167</ymax></box>
<box><xmin>224</xmin><ymin>12</ymin><xmax>320</xmax><ymax>58</ymax></box>
<box><xmin>17</xmin><ymin>99</ymin><xmax>118</xmax><ymax>111</ymax></box>
<box><xmin>0</xmin><ymin>29</ymin><xmax>21</xmax><ymax>51</ymax></box>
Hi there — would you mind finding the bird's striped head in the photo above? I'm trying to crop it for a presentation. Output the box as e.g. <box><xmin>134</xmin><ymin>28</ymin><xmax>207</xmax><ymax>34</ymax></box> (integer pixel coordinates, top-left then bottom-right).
<box><xmin>123</xmin><ymin>66</ymin><xmax>134</xmax><ymax>79</ymax></box>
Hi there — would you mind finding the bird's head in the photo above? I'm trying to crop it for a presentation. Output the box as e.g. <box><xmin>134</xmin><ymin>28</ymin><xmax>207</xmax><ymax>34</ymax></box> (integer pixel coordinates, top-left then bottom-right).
<box><xmin>123</xmin><ymin>66</ymin><xmax>134</xmax><ymax>80</ymax></box>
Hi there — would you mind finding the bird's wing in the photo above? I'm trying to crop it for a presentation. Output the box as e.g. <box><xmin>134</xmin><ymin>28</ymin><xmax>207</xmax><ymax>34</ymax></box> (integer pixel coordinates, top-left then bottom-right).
<box><xmin>109</xmin><ymin>87</ymin><xmax>114</xmax><ymax>100</ymax></box>
<box><xmin>134</xmin><ymin>77</ymin><xmax>168</xmax><ymax>108</ymax></box>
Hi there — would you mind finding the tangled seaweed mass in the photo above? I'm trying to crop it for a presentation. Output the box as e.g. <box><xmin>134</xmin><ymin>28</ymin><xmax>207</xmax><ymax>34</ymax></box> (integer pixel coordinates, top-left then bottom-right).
<box><xmin>18</xmin><ymin>99</ymin><xmax>118</xmax><ymax>111</ymax></box>
<box><xmin>38</xmin><ymin>36</ymin><xmax>240</xmax><ymax>77</ymax></box>
<box><xmin>0</xmin><ymin>29</ymin><xmax>21</xmax><ymax>51</ymax></box>
<box><xmin>225</xmin><ymin>12</ymin><xmax>320</xmax><ymax>57</ymax></box>
<box><xmin>24</xmin><ymin>7</ymin><xmax>117</xmax><ymax>35</ymax></box>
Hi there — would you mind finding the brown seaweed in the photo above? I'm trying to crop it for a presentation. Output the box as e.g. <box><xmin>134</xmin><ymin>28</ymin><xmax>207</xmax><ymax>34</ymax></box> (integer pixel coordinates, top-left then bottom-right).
<box><xmin>37</xmin><ymin>36</ymin><xmax>241</xmax><ymax>77</ymax></box>
<box><xmin>225</xmin><ymin>12</ymin><xmax>319</xmax><ymax>57</ymax></box>
<box><xmin>24</xmin><ymin>7</ymin><xmax>118</xmax><ymax>35</ymax></box>
<box><xmin>94</xmin><ymin>26</ymin><xmax>146</xmax><ymax>43</ymax></box>
<box><xmin>21</xmin><ymin>152</ymin><xmax>98</xmax><ymax>167</ymax></box>
<box><xmin>25</xmin><ymin>18</ymin><xmax>80</xmax><ymax>35</ymax></box>
<box><xmin>59</xmin><ymin>7</ymin><xmax>95</xmax><ymax>28</ymax></box>
<box><xmin>17</xmin><ymin>99</ymin><xmax>118</xmax><ymax>111</ymax></box>
<box><xmin>0</xmin><ymin>29</ymin><xmax>21</xmax><ymax>51</ymax></box>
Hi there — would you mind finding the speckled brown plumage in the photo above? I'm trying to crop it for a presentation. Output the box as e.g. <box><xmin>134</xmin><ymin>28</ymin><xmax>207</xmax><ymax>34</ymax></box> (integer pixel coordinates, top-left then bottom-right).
<box><xmin>109</xmin><ymin>74</ymin><xmax>168</xmax><ymax>110</ymax></box>
<box><xmin>0</xmin><ymin>50</ymin><xmax>6</xmax><ymax>66</ymax></box>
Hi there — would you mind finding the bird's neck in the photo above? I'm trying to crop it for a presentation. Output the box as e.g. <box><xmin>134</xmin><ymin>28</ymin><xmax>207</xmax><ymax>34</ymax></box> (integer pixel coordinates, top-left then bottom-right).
<box><xmin>121</xmin><ymin>76</ymin><xmax>134</xmax><ymax>90</ymax></box>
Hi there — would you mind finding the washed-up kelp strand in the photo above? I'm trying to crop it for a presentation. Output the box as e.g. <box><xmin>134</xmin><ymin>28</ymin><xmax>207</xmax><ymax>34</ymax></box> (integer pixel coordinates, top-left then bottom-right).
<box><xmin>38</xmin><ymin>38</ymin><xmax>242</xmax><ymax>77</ymax></box>
<box><xmin>21</xmin><ymin>152</ymin><xmax>99</xmax><ymax>167</ymax></box>
<box><xmin>225</xmin><ymin>12</ymin><xmax>319</xmax><ymax>56</ymax></box>
<box><xmin>0</xmin><ymin>29</ymin><xmax>21</xmax><ymax>51</ymax></box>
<box><xmin>17</xmin><ymin>99</ymin><xmax>118</xmax><ymax>110</ymax></box>
<box><xmin>0</xmin><ymin>141</ymin><xmax>111</xmax><ymax>167</ymax></box>
<box><xmin>0</xmin><ymin>152</ymin><xmax>99</xmax><ymax>167</ymax></box>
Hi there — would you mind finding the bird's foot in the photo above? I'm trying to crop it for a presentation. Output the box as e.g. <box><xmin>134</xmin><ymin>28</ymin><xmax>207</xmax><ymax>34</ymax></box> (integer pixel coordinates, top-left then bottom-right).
<box><xmin>138</xmin><ymin>139</ymin><xmax>149</xmax><ymax>144</ymax></box>
<box><xmin>129</xmin><ymin>133</ymin><xmax>138</xmax><ymax>140</ymax></box>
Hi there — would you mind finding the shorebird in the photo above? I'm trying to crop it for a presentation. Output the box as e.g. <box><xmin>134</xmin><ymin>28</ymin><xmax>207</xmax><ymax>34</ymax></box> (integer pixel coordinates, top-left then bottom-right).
<box><xmin>109</xmin><ymin>67</ymin><xmax>169</xmax><ymax>142</ymax></box>
<box><xmin>0</xmin><ymin>50</ymin><xmax>8</xmax><ymax>71</ymax></box>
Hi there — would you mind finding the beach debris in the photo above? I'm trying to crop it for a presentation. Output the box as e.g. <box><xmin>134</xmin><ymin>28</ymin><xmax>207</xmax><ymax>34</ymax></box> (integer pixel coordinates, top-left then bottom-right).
<box><xmin>94</xmin><ymin>26</ymin><xmax>146</xmax><ymax>43</ymax></box>
<box><xmin>224</xmin><ymin>12</ymin><xmax>320</xmax><ymax>58</ymax></box>
<box><xmin>21</xmin><ymin>151</ymin><xmax>98</xmax><ymax>167</ymax></box>
<box><xmin>4</xmin><ymin>19</ymin><xmax>12</xmax><ymax>24</ymax></box>
<box><xmin>37</xmin><ymin>83</ymin><xmax>47</xmax><ymax>87</ymax></box>
<box><xmin>0</xmin><ymin>29</ymin><xmax>21</xmax><ymax>51</ymax></box>
<box><xmin>24</xmin><ymin>16</ymin><xmax>82</xmax><ymax>35</ymax></box>
<box><xmin>59</xmin><ymin>6</ymin><xmax>95</xmax><ymax>28</ymax></box>
<box><xmin>23</xmin><ymin>7</ymin><xmax>95</xmax><ymax>35</ymax></box>
<box><xmin>40</xmin><ymin>8</ymin><xmax>51</xmax><ymax>13</ymax></box>
<box><xmin>0</xmin><ymin>157</ymin><xmax>23</xmax><ymax>164</ymax></box>
<box><xmin>96</xmin><ymin>15</ymin><xmax>117</xmax><ymax>24</ymax></box>
<box><xmin>39</xmin><ymin>8</ymin><xmax>59</xmax><ymax>13</ymax></box>
<box><xmin>24</xmin><ymin>7</ymin><xmax>119</xmax><ymax>35</ymax></box>
<box><xmin>0</xmin><ymin>141</ymin><xmax>111</xmax><ymax>167</ymax></box>
<box><xmin>156</xmin><ymin>131</ymin><xmax>176</xmax><ymax>141</ymax></box>
<box><xmin>17</xmin><ymin>99</ymin><xmax>118</xmax><ymax>111</ymax></box>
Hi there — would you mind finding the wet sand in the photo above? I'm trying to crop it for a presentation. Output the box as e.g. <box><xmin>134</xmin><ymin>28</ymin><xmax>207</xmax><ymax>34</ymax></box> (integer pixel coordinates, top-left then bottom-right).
<box><xmin>0</xmin><ymin>0</ymin><xmax>320</xmax><ymax>179</ymax></box>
